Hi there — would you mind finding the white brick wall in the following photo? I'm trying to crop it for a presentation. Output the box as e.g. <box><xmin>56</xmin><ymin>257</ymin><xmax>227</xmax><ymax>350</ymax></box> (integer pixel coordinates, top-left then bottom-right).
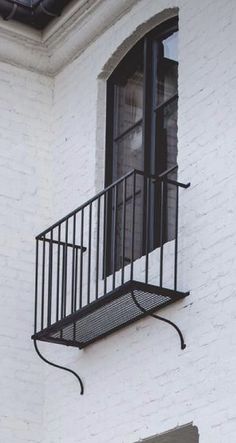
<box><xmin>0</xmin><ymin>62</ymin><xmax>53</xmax><ymax>443</ymax></box>
<box><xmin>1</xmin><ymin>0</ymin><xmax>236</xmax><ymax>441</ymax></box>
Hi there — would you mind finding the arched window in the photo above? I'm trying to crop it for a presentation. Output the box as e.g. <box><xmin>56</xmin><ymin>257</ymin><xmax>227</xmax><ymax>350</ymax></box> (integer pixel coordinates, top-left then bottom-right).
<box><xmin>105</xmin><ymin>17</ymin><xmax>178</xmax><ymax>273</ymax></box>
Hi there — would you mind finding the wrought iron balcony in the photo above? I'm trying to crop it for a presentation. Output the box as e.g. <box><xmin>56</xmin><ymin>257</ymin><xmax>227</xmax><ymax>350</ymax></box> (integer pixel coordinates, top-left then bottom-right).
<box><xmin>32</xmin><ymin>166</ymin><xmax>190</xmax><ymax>392</ymax></box>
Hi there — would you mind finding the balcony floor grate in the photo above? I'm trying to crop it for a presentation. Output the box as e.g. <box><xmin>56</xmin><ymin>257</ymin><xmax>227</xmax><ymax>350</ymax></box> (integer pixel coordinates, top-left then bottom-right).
<box><xmin>32</xmin><ymin>281</ymin><xmax>189</xmax><ymax>349</ymax></box>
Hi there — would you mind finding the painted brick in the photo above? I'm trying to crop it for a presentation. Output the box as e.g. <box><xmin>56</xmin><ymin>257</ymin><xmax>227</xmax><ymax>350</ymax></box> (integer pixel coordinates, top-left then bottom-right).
<box><xmin>1</xmin><ymin>0</ymin><xmax>236</xmax><ymax>442</ymax></box>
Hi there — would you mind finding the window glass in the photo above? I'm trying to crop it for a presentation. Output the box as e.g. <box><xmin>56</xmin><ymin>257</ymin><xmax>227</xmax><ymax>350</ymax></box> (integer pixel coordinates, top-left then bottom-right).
<box><xmin>156</xmin><ymin>31</ymin><xmax>178</xmax><ymax>107</ymax></box>
<box><xmin>113</xmin><ymin>125</ymin><xmax>143</xmax><ymax>179</ymax></box>
<box><xmin>114</xmin><ymin>63</ymin><xmax>144</xmax><ymax>137</ymax></box>
<box><xmin>112</xmin><ymin>49</ymin><xmax>144</xmax><ymax>182</ymax></box>
<box><xmin>106</xmin><ymin>18</ymin><xmax>179</xmax><ymax>273</ymax></box>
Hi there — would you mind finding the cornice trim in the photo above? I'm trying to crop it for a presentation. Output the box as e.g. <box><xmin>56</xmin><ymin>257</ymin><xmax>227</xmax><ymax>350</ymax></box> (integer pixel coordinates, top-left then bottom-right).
<box><xmin>0</xmin><ymin>0</ymin><xmax>140</xmax><ymax>77</ymax></box>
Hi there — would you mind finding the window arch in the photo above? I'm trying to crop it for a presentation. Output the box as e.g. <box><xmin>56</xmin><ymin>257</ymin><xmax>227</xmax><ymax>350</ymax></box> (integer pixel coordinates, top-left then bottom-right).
<box><xmin>105</xmin><ymin>17</ymin><xmax>178</xmax><ymax>272</ymax></box>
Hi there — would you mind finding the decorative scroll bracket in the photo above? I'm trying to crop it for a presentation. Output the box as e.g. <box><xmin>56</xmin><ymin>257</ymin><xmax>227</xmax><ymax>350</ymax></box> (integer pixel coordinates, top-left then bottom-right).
<box><xmin>131</xmin><ymin>291</ymin><xmax>186</xmax><ymax>350</ymax></box>
<box><xmin>33</xmin><ymin>340</ymin><xmax>84</xmax><ymax>395</ymax></box>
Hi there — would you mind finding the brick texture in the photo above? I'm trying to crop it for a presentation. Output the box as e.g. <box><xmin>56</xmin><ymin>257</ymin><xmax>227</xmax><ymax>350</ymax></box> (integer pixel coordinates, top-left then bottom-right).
<box><xmin>0</xmin><ymin>62</ymin><xmax>53</xmax><ymax>443</ymax></box>
<box><xmin>1</xmin><ymin>0</ymin><xmax>236</xmax><ymax>442</ymax></box>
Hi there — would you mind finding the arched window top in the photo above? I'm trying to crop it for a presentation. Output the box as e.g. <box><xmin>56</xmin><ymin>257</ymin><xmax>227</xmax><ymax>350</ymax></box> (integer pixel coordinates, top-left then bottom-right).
<box><xmin>109</xmin><ymin>16</ymin><xmax>178</xmax><ymax>84</ymax></box>
<box><xmin>106</xmin><ymin>16</ymin><xmax>178</xmax><ymax>183</ymax></box>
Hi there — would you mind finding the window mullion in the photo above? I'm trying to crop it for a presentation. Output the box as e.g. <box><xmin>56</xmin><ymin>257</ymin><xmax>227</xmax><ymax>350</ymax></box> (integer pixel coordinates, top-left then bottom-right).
<box><xmin>142</xmin><ymin>36</ymin><xmax>153</xmax><ymax>256</ymax></box>
<box><xmin>142</xmin><ymin>35</ymin><xmax>153</xmax><ymax>175</ymax></box>
<box><xmin>113</xmin><ymin>117</ymin><xmax>143</xmax><ymax>143</ymax></box>
<box><xmin>153</xmin><ymin>92</ymin><xmax>178</xmax><ymax>114</ymax></box>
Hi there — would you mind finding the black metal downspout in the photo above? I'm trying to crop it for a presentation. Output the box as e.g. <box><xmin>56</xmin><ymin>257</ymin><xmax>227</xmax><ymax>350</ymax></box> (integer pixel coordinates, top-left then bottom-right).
<box><xmin>3</xmin><ymin>1</ymin><xmax>17</xmax><ymax>20</ymax></box>
<box><xmin>39</xmin><ymin>1</ymin><xmax>58</xmax><ymax>18</ymax></box>
<box><xmin>0</xmin><ymin>0</ymin><xmax>71</xmax><ymax>29</ymax></box>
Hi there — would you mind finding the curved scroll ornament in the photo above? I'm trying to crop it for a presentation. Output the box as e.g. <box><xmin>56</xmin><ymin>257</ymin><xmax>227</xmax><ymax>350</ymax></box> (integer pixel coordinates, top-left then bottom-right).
<box><xmin>131</xmin><ymin>291</ymin><xmax>186</xmax><ymax>350</ymax></box>
<box><xmin>33</xmin><ymin>340</ymin><xmax>84</xmax><ymax>394</ymax></box>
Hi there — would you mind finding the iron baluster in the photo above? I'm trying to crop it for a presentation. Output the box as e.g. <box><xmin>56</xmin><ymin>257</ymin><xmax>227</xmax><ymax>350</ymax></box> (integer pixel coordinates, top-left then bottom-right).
<box><xmin>74</xmin><ymin>248</ymin><xmax>78</xmax><ymax>312</ymax></box>
<box><xmin>121</xmin><ymin>177</ymin><xmax>127</xmax><ymax>285</ymax></box>
<box><xmin>64</xmin><ymin>219</ymin><xmax>69</xmax><ymax>317</ymax></box>
<box><xmin>61</xmin><ymin>243</ymin><xmax>66</xmax><ymax>321</ymax></box>
<box><xmin>34</xmin><ymin>239</ymin><xmax>39</xmax><ymax>334</ymax></box>
<box><xmin>103</xmin><ymin>192</ymin><xmax>108</xmax><ymax>294</ymax></box>
<box><xmin>41</xmin><ymin>235</ymin><xmax>46</xmax><ymax>330</ymax></box>
<box><xmin>95</xmin><ymin>197</ymin><xmax>101</xmax><ymax>300</ymax></box>
<box><xmin>145</xmin><ymin>176</ymin><xmax>151</xmax><ymax>284</ymax></box>
<box><xmin>112</xmin><ymin>185</ymin><xmax>118</xmax><ymax>290</ymax></box>
<box><xmin>47</xmin><ymin>230</ymin><xmax>53</xmax><ymax>327</ymax></box>
<box><xmin>87</xmin><ymin>204</ymin><xmax>92</xmax><ymax>304</ymax></box>
<box><xmin>71</xmin><ymin>214</ymin><xmax>76</xmax><ymax>314</ymax></box>
<box><xmin>79</xmin><ymin>208</ymin><xmax>84</xmax><ymax>308</ymax></box>
<box><xmin>159</xmin><ymin>179</ymin><xmax>164</xmax><ymax>287</ymax></box>
<box><xmin>56</xmin><ymin>225</ymin><xmax>61</xmax><ymax>322</ymax></box>
<box><xmin>174</xmin><ymin>185</ymin><xmax>179</xmax><ymax>291</ymax></box>
<box><xmin>130</xmin><ymin>171</ymin><xmax>136</xmax><ymax>281</ymax></box>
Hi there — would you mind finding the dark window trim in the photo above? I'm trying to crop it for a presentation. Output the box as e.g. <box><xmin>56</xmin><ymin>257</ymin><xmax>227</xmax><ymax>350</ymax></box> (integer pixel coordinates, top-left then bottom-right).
<box><xmin>105</xmin><ymin>15</ymin><xmax>178</xmax><ymax>188</ymax></box>
<box><xmin>104</xmin><ymin>16</ymin><xmax>179</xmax><ymax>274</ymax></box>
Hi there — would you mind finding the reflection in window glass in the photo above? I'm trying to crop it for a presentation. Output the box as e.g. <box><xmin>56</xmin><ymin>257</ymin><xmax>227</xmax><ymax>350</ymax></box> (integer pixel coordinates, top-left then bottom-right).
<box><xmin>163</xmin><ymin>31</ymin><xmax>178</xmax><ymax>62</ymax></box>
<box><xmin>114</xmin><ymin>60</ymin><xmax>143</xmax><ymax>138</ymax></box>
<box><xmin>156</xmin><ymin>31</ymin><xmax>178</xmax><ymax>107</ymax></box>
<box><xmin>113</xmin><ymin>125</ymin><xmax>143</xmax><ymax>179</ymax></box>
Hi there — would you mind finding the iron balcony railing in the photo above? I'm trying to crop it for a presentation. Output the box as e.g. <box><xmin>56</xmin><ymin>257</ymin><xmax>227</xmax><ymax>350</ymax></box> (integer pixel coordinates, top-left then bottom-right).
<box><xmin>32</xmin><ymin>166</ymin><xmax>190</xmax><ymax>350</ymax></box>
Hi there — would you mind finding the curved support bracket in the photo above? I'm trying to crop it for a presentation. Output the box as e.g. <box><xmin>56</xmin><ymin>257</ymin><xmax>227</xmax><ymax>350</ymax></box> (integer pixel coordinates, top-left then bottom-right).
<box><xmin>131</xmin><ymin>291</ymin><xmax>186</xmax><ymax>350</ymax></box>
<box><xmin>33</xmin><ymin>340</ymin><xmax>84</xmax><ymax>395</ymax></box>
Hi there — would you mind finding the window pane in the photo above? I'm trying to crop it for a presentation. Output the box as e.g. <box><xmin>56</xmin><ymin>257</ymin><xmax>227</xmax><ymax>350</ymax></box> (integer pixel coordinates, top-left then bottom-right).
<box><xmin>156</xmin><ymin>31</ymin><xmax>178</xmax><ymax>107</ymax></box>
<box><xmin>164</xmin><ymin>98</ymin><xmax>178</xmax><ymax>168</ymax></box>
<box><xmin>111</xmin><ymin>125</ymin><xmax>144</xmax><ymax>271</ymax></box>
<box><xmin>114</xmin><ymin>174</ymin><xmax>144</xmax><ymax>270</ymax></box>
<box><xmin>165</xmin><ymin>99</ymin><xmax>177</xmax><ymax>242</ymax></box>
<box><xmin>113</xmin><ymin>124</ymin><xmax>143</xmax><ymax>180</ymax></box>
<box><xmin>106</xmin><ymin>23</ymin><xmax>179</xmax><ymax>275</ymax></box>
<box><xmin>114</xmin><ymin>58</ymin><xmax>144</xmax><ymax>137</ymax></box>
<box><xmin>155</xmin><ymin>98</ymin><xmax>178</xmax><ymax>242</ymax></box>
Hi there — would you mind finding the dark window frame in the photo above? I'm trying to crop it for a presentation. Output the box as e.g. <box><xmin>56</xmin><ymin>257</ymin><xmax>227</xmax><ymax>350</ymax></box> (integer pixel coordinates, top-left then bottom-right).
<box><xmin>105</xmin><ymin>16</ymin><xmax>178</xmax><ymax>187</ymax></box>
<box><xmin>104</xmin><ymin>16</ymin><xmax>179</xmax><ymax>274</ymax></box>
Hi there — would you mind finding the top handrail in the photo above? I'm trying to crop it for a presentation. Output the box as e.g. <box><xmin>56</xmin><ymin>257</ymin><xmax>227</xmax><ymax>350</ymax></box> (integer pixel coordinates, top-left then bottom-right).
<box><xmin>36</xmin><ymin>165</ymin><xmax>189</xmax><ymax>239</ymax></box>
<box><xmin>158</xmin><ymin>164</ymin><xmax>177</xmax><ymax>178</ymax></box>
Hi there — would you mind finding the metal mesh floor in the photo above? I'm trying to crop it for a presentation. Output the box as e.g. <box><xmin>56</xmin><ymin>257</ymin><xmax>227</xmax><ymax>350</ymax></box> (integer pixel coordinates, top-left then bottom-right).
<box><xmin>32</xmin><ymin>281</ymin><xmax>188</xmax><ymax>349</ymax></box>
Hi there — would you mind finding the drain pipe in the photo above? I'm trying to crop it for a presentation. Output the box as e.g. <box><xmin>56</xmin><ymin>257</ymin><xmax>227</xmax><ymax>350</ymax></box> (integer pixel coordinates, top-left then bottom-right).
<box><xmin>0</xmin><ymin>0</ymin><xmax>70</xmax><ymax>29</ymax></box>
